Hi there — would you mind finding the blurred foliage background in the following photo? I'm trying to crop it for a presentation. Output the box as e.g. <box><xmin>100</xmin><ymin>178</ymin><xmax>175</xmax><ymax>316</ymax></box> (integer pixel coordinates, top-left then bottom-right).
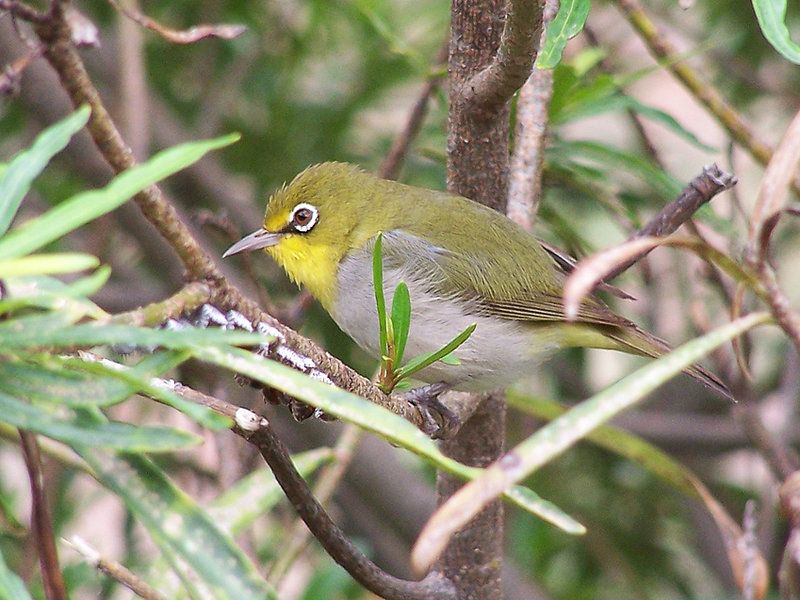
<box><xmin>1</xmin><ymin>0</ymin><xmax>799</xmax><ymax>598</ymax></box>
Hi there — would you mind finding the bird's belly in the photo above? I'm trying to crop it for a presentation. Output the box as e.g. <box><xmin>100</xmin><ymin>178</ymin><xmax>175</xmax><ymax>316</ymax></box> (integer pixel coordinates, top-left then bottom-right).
<box><xmin>331</xmin><ymin>259</ymin><xmax>558</xmax><ymax>391</ymax></box>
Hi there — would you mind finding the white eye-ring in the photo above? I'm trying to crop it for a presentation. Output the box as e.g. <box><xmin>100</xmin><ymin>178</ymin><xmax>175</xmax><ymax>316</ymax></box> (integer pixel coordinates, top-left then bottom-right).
<box><xmin>289</xmin><ymin>203</ymin><xmax>319</xmax><ymax>233</ymax></box>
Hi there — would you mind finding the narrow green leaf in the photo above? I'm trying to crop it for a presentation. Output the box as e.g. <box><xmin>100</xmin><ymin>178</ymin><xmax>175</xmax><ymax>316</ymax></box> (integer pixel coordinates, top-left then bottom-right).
<box><xmin>535</xmin><ymin>0</ymin><xmax>591</xmax><ymax>69</ymax></box>
<box><xmin>554</xmin><ymin>93</ymin><xmax>715</xmax><ymax>151</ymax></box>
<box><xmin>0</xmin><ymin>133</ymin><xmax>240</xmax><ymax>260</ymax></box>
<box><xmin>752</xmin><ymin>0</ymin><xmax>800</xmax><ymax>64</ymax></box>
<box><xmin>59</xmin><ymin>353</ymin><xmax>230</xmax><ymax>429</ymax></box>
<box><xmin>63</xmin><ymin>265</ymin><xmax>112</xmax><ymax>297</ymax></box>
<box><xmin>0</xmin><ymin>548</ymin><xmax>32</xmax><ymax>600</ymax></box>
<box><xmin>192</xmin><ymin>345</ymin><xmax>584</xmax><ymax>533</ymax></box>
<box><xmin>0</xmin><ymin>321</ymin><xmax>266</xmax><ymax>351</ymax></box>
<box><xmin>550</xmin><ymin>139</ymin><xmax>683</xmax><ymax>200</ymax></box>
<box><xmin>397</xmin><ymin>323</ymin><xmax>476</xmax><ymax>380</ymax></box>
<box><xmin>0</xmin><ymin>106</ymin><xmax>91</xmax><ymax>237</ymax></box>
<box><xmin>209</xmin><ymin>448</ymin><xmax>335</xmax><ymax>535</ymax></box>
<box><xmin>0</xmin><ymin>253</ymin><xmax>99</xmax><ymax>277</ymax></box>
<box><xmin>0</xmin><ymin>390</ymin><xmax>201</xmax><ymax>452</ymax></box>
<box><xmin>390</xmin><ymin>282</ymin><xmax>411</xmax><ymax>365</ymax></box>
<box><xmin>78</xmin><ymin>449</ymin><xmax>276</xmax><ymax>600</ymax></box>
<box><xmin>413</xmin><ymin>312</ymin><xmax>772</xmax><ymax>571</ymax></box>
<box><xmin>0</xmin><ymin>271</ymin><xmax>111</xmax><ymax>317</ymax></box>
<box><xmin>372</xmin><ymin>232</ymin><xmax>389</xmax><ymax>357</ymax></box>
<box><xmin>0</xmin><ymin>360</ymin><xmax>137</xmax><ymax>408</ymax></box>
<box><xmin>438</xmin><ymin>353</ymin><xmax>461</xmax><ymax>366</ymax></box>
<box><xmin>507</xmin><ymin>392</ymin><xmax>698</xmax><ymax>498</ymax></box>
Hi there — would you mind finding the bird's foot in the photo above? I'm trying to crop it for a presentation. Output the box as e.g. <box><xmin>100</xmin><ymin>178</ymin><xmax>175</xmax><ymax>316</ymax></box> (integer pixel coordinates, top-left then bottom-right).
<box><xmin>398</xmin><ymin>382</ymin><xmax>460</xmax><ymax>440</ymax></box>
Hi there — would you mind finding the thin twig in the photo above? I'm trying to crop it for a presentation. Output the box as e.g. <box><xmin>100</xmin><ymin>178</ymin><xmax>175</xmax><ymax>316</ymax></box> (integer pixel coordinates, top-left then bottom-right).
<box><xmin>506</xmin><ymin>0</ymin><xmax>557</xmax><ymax>230</ymax></box>
<box><xmin>109</xmin><ymin>281</ymin><xmax>212</xmax><ymax>326</ymax></box>
<box><xmin>604</xmin><ymin>164</ymin><xmax>737</xmax><ymax>281</ymax></box>
<box><xmin>19</xmin><ymin>431</ymin><xmax>68</xmax><ymax>600</ymax></box>
<box><xmin>0</xmin><ymin>43</ymin><xmax>44</xmax><ymax>95</ymax></box>
<box><xmin>161</xmin><ymin>384</ymin><xmax>456</xmax><ymax>600</ymax></box>
<box><xmin>108</xmin><ymin>0</ymin><xmax>246</xmax><ymax>44</ymax></box>
<box><xmin>268</xmin><ymin>424</ymin><xmax>363</xmax><ymax>585</ymax></box>
<box><xmin>0</xmin><ymin>0</ymin><xmax>48</xmax><ymax>23</ymax></box>
<box><xmin>582</xmin><ymin>24</ymin><xmax>665</xmax><ymax>170</ymax></box>
<box><xmin>64</xmin><ymin>536</ymin><xmax>167</xmax><ymax>600</ymax></box>
<box><xmin>378</xmin><ymin>42</ymin><xmax>448</xmax><ymax>181</ymax></box>
<box><xmin>32</xmin><ymin>12</ymin><xmax>222</xmax><ymax>281</ymax></box>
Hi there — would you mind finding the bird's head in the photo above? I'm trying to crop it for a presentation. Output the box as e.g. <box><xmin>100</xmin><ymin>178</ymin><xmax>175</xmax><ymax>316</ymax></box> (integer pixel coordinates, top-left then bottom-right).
<box><xmin>224</xmin><ymin>162</ymin><xmax>377</xmax><ymax>308</ymax></box>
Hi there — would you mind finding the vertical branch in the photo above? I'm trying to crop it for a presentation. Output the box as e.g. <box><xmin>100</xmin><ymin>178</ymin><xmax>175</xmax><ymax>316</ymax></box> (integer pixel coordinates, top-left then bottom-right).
<box><xmin>116</xmin><ymin>0</ymin><xmax>149</xmax><ymax>160</ymax></box>
<box><xmin>507</xmin><ymin>0</ymin><xmax>558</xmax><ymax>230</ymax></box>
<box><xmin>20</xmin><ymin>431</ymin><xmax>68</xmax><ymax>600</ymax></box>
<box><xmin>437</xmin><ymin>1</ymin><xmax>543</xmax><ymax>598</ymax></box>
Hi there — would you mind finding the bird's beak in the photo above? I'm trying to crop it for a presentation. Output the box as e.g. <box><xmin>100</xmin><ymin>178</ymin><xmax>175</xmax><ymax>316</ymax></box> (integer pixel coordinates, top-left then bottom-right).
<box><xmin>223</xmin><ymin>228</ymin><xmax>284</xmax><ymax>257</ymax></box>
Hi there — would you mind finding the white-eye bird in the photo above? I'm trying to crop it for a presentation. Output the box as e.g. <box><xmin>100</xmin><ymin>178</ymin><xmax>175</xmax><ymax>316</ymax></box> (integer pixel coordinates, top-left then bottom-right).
<box><xmin>224</xmin><ymin>162</ymin><xmax>729</xmax><ymax>403</ymax></box>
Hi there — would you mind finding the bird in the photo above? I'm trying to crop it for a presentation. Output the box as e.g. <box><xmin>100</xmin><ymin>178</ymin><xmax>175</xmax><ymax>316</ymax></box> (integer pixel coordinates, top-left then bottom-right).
<box><xmin>224</xmin><ymin>162</ymin><xmax>729</xmax><ymax>426</ymax></box>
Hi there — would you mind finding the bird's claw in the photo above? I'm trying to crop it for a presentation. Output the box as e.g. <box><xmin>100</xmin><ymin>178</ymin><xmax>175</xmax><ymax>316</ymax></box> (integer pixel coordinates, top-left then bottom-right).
<box><xmin>398</xmin><ymin>382</ymin><xmax>460</xmax><ymax>440</ymax></box>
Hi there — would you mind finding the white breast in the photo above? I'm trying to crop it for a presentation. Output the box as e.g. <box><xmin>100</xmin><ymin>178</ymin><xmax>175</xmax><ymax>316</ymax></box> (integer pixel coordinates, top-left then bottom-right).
<box><xmin>331</xmin><ymin>250</ymin><xmax>559</xmax><ymax>391</ymax></box>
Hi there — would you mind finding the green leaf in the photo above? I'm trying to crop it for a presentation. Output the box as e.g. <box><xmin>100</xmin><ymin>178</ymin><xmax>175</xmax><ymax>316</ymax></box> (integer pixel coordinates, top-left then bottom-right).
<box><xmin>390</xmin><ymin>281</ymin><xmax>411</xmax><ymax>365</ymax></box>
<box><xmin>752</xmin><ymin>0</ymin><xmax>800</xmax><ymax>64</ymax></box>
<box><xmin>209</xmin><ymin>448</ymin><xmax>335</xmax><ymax>535</ymax></box>
<box><xmin>413</xmin><ymin>312</ymin><xmax>772</xmax><ymax>569</ymax></box>
<box><xmin>0</xmin><ymin>321</ymin><xmax>266</xmax><ymax>351</ymax></box>
<box><xmin>550</xmin><ymin>139</ymin><xmax>683</xmax><ymax>200</ymax></box>
<box><xmin>507</xmin><ymin>393</ymin><xmax>699</xmax><ymax>497</ymax></box>
<box><xmin>0</xmin><ymin>132</ymin><xmax>240</xmax><ymax>261</ymax></box>
<box><xmin>0</xmin><ymin>548</ymin><xmax>32</xmax><ymax>600</ymax></box>
<box><xmin>372</xmin><ymin>232</ymin><xmax>389</xmax><ymax>357</ymax></box>
<box><xmin>59</xmin><ymin>353</ymin><xmax>230</xmax><ymax>429</ymax></box>
<box><xmin>192</xmin><ymin>345</ymin><xmax>585</xmax><ymax>534</ymax></box>
<box><xmin>0</xmin><ymin>359</ymin><xmax>138</xmax><ymax>408</ymax></box>
<box><xmin>0</xmin><ymin>106</ymin><xmax>91</xmax><ymax>237</ymax></box>
<box><xmin>396</xmin><ymin>323</ymin><xmax>476</xmax><ymax>380</ymax></box>
<box><xmin>0</xmin><ymin>253</ymin><xmax>99</xmax><ymax>278</ymax></box>
<box><xmin>554</xmin><ymin>93</ymin><xmax>715</xmax><ymax>152</ymax></box>
<box><xmin>78</xmin><ymin>448</ymin><xmax>276</xmax><ymax>600</ymax></box>
<box><xmin>0</xmin><ymin>390</ymin><xmax>201</xmax><ymax>452</ymax></box>
<box><xmin>535</xmin><ymin>0</ymin><xmax>591</xmax><ymax>69</ymax></box>
<box><xmin>0</xmin><ymin>271</ymin><xmax>111</xmax><ymax>317</ymax></box>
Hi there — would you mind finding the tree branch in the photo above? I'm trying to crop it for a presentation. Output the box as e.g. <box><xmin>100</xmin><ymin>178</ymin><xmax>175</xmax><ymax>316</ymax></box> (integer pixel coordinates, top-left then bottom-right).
<box><xmin>20</xmin><ymin>431</ymin><xmax>68</xmax><ymax>600</ymax></box>
<box><xmin>378</xmin><ymin>42</ymin><xmax>448</xmax><ymax>181</ymax></box>
<box><xmin>506</xmin><ymin>0</ymin><xmax>557</xmax><ymax>230</ymax></box>
<box><xmin>64</xmin><ymin>536</ymin><xmax>167</xmax><ymax>600</ymax></box>
<box><xmin>460</xmin><ymin>0</ymin><xmax>545</xmax><ymax>114</ymax></box>
<box><xmin>32</xmin><ymin>12</ymin><xmax>222</xmax><ymax>282</ymax></box>
<box><xmin>168</xmin><ymin>384</ymin><xmax>456</xmax><ymax>600</ymax></box>
<box><xmin>605</xmin><ymin>163</ymin><xmax>737</xmax><ymax>281</ymax></box>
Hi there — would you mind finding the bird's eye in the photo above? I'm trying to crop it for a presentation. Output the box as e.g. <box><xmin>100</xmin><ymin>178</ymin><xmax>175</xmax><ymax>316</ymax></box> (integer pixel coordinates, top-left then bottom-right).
<box><xmin>289</xmin><ymin>203</ymin><xmax>319</xmax><ymax>233</ymax></box>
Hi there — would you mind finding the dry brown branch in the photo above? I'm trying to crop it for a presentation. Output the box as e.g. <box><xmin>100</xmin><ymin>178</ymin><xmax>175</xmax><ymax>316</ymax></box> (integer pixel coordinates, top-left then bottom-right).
<box><xmin>167</xmin><ymin>384</ymin><xmax>456</xmax><ymax>600</ymax></box>
<box><xmin>64</xmin><ymin>536</ymin><xmax>167</xmax><ymax>600</ymax></box>
<box><xmin>108</xmin><ymin>0</ymin><xmax>246</xmax><ymax>44</ymax></box>
<box><xmin>506</xmin><ymin>0</ymin><xmax>557</xmax><ymax>230</ymax></box>
<box><xmin>562</xmin><ymin>165</ymin><xmax>738</xmax><ymax>316</ymax></box>
<box><xmin>268</xmin><ymin>424</ymin><xmax>362</xmax><ymax>585</ymax></box>
<box><xmin>378</xmin><ymin>42</ymin><xmax>448</xmax><ymax>181</ymax></box>
<box><xmin>20</xmin><ymin>431</ymin><xmax>68</xmax><ymax>600</ymax></box>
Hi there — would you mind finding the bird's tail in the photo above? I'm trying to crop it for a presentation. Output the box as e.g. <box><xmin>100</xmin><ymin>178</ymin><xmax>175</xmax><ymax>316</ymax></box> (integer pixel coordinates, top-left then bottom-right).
<box><xmin>606</xmin><ymin>324</ymin><xmax>733</xmax><ymax>401</ymax></box>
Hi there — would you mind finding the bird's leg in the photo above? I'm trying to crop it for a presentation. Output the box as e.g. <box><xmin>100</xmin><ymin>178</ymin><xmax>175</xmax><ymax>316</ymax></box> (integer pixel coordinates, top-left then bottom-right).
<box><xmin>397</xmin><ymin>382</ymin><xmax>460</xmax><ymax>440</ymax></box>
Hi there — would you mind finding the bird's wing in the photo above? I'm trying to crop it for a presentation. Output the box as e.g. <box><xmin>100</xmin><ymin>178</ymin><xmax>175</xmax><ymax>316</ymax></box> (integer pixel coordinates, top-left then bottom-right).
<box><xmin>380</xmin><ymin>230</ymin><xmax>631</xmax><ymax>327</ymax></box>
